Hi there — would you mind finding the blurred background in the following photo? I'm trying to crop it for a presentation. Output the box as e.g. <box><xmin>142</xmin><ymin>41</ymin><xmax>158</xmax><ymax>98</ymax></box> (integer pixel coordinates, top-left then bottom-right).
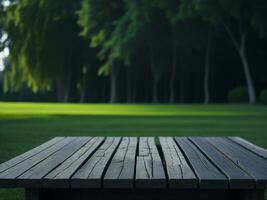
<box><xmin>0</xmin><ymin>0</ymin><xmax>267</xmax><ymax>199</ymax></box>
<box><xmin>0</xmin><ymin>0</ymin><xmax>267</xmax><ymax>104</ymax></box>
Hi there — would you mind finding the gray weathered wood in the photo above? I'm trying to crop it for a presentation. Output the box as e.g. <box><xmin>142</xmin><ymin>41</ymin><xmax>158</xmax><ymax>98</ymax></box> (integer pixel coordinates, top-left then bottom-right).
<box><xmin>159</xmin><ymin>137</ymin><xmax>197</xmax><ymax>188</ymax></box>
<box><xmin>71</xmin><ymin>137</ymin><xmax>121</xmax><ymax>188</ymax></box>
<box><xmin>0</xmin><ymin>136</ymin><xmax>267</xmax><ymax>191</ymax></box>
<box><xmin>229</xmin><ymin>137</ymin><xmax>267</xmax><ymax>160</ymax></box>
<box><xmin>135</xmin><ymin>137</ymin><xmax>166</xmax><ymax>188</ymax></box>
<box><xmin>43</xmin><ymin>137</ymin><xmax>104</xmax><ymax>188</ymax></box>
<box><xmin>0</xmin><ymin>137</ymin><xmax>64</xmax><ymax>173</ymax></box>
<box><xmin>104</xmin><ymin>137</ymin><xmax>137</xmax><ymax>188</ymax></box>
<box><xmin>16</xmin><ymin>137</ymin><xmax>91</xmax><ymax>187</ymax></box>
<box><xmin>189</xmin><ymin>137</ymin><xmax>255</xmax><ymax>189</ymax></box>
<box><xmin>0</xmin><ymin>137</ymin><xmax>75</xmax><ymax>187</ymax></box>
<box><xmin>174</xmin><ymin>137</ymin><xmax>228</xmax><ymax>189</ymax></box>
<box><xmin>207</xmin><ymin>137</ymin><xmax>267</xmax><ymax>188</ymax></box>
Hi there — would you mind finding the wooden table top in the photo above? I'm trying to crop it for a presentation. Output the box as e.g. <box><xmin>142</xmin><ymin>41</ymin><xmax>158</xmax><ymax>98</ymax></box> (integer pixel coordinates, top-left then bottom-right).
<box><xmin>0</xmin><ymin>137</ymin><xmax>267</xmax><ymax>189</ymax></box>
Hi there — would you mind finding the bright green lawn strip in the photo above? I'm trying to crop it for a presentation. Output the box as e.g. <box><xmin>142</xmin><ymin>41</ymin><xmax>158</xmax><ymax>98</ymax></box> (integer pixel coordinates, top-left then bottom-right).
<box><xmin>0</xmin><ymin>102</ymin><xmax>267</xmax><ymax>116</ymax></box>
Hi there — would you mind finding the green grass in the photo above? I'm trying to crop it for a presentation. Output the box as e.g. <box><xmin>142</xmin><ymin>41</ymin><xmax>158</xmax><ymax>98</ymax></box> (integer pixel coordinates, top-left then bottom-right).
<box><xmin>0</xmin><ymin>102</ymin><xmax>267</xmax><ymax>200</ymax></box>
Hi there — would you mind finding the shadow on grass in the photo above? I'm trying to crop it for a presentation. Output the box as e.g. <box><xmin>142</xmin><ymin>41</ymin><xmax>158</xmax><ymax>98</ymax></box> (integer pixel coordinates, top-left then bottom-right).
<box><xmin>0</xmin><ymin>114</ymin><xmax>266</xmax><ymax>143</ymax></box>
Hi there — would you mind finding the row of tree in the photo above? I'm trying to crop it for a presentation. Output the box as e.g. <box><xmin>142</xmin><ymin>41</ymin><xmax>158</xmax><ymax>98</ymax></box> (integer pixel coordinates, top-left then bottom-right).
<box><xmin>0</xmin><ymin>0</ymin><xmax>267</xmax><ymax>103</ymax></box>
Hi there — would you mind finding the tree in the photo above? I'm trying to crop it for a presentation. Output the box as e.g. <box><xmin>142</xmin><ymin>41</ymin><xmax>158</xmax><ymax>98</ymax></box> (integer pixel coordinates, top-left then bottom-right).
<box><xmin>3</xmin><ymin>0</ymin><xmax>85</xmax><ymax>102</ymax></box>
<box><xmin>78</xmin><ymin>0</ymin><xmax>170</xmax><ymax>103</ymax></box>
<box><xmin>178</xmin><ymin>0</ymin><xmax>215</xmax><ymax>104</ymax></box>
<box><xmin>94</xmin><ymin>0</ymin><xmax>146</xmax><ymax>103</ymax></box>
<box><xmin>2</xmin><ymin>0</ymin><xmax>267</xmax><ymax>104</ymax></box>
<box><xmin>159</xmin><ymin>1</ymin><xmax>181</xmax><ymax>103</ymax></box>
<box><xmin>192</xmin><ymin>0</ymin><xmax>267</xmax><ymax>104</ymax></box>
<box><xmin>0</xmin><ymin>0</ymin><xmax>8</xmax><ymax>52</ymax></box>
<box><xmin>78</xmin><ymin>0</ymin><xmax>124</xmax><ymax>103</ymax></box>
<box><xmin>130</xmin><ymin>0</ymin><xmax>170</xmax><ymax>103</ymax></box>
<box><xmin>203</xmin><ymin>26</ymin><xmax>212</xmax><ymax>104</ymax></box>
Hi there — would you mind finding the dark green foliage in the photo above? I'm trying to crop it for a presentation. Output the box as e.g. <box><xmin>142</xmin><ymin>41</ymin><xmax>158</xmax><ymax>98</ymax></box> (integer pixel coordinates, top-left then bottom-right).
<box><xmin>228</xmin><ymin>87</ymin><xmax>248</xmax><ymax>103</ymax></box>
<box><xmin>260</xmin><ymin>90</ymin><xmax>267</xmax><ymax>105</ymax></box>
<box><xmin>1</xmin><ymin>0</ymin><xmax>267</xmax><ymax>103</ymax></box>
<box><xmin>1</xmin><ymin>0</ymin><xmax>95</xmax><ymax>102</ymax></box>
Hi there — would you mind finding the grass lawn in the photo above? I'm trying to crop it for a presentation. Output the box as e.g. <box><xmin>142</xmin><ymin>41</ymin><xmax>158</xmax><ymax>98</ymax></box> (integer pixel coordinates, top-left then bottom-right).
<box><xmin>0</xmin><ymin>102</ymin><xmax>267</xmax><ymax>200</ymax></box>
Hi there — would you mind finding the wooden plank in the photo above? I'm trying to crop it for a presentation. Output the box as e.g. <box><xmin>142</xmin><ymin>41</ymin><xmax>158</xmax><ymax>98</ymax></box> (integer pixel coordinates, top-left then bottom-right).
<box><xmin>135</xmin><ymin>137</ymin><xmax>166</xmax><ymax>188</ymax></box>
<box><xmin>71</xmin><ymin>137</ymin><xmax>121</xmax><ymax>188</ymax></box>
<box><xmin>0</xmin><ymin>137</ymin><xmax>64</xmax><ymax>173</ymax></box>
<box><xmin>174</xmin><ymin>137</ymin><xmax>228</xmax><ymax>189</ymax></box>
<box><xmin>159</xmin><ymin>137</ymin><xmax>197</xmax><ymax>188</ymax></box>
<box><xmin>189</xmin><ymin>137</ymin><xmax>255</xmax><ymax>189</ymax></box>
<box><xmin>229</xmin><ymin>137</ymin><xmax>267</xmax><ymax>160</ymax></box>
<box><xmin>16</xmin><ymin>137</ymin><xmax>91</xmax><ymax>187</ymax></box>
<box><xmin>0</xmin><ymin>137</ymin><xmax>75</xmax><ymax>187</ymax></box>
<box><xmin>104</xmin><ymin>137</ymin><xmax>137</xmax><ymax>188</ymax></box>
<box><xmin>207</xmin><ymin>137</ymin><xmax>267</xmax><ymax>188</ymax></box>
<box><xmin>43</xmin><ymin>137</ymin><xmax>104</xmax><ymax>188</ymax></box>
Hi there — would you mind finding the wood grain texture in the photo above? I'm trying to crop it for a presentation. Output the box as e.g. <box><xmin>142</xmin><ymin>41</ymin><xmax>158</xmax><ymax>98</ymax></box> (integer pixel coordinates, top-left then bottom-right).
<box><xmin>229</xmin><ymin>137</ymin><xmax>267</xmax><ymax>160</ymax></box>
<box><xmin>71</xmin><ymin>137</ymin><xmax>121</xmax><ymax>188</ymax></box>
<box><xmin>104</xmin><ymin>137</ymin><xmax>137</xmax><ymax>188</ymax></box>
<box><xmin>16</xmin><ymin>137</ymin><xmax>91</xmax><ymax>187</ymax></box>
<box><xmin>159</xmin><ymin>137</ymin><xmax>197</xmax><ymax>188</ymax></box>
<box><xmin>0</xmin><ymin>136</ymin><xmax>267</xmax><ymax>190</ymax></box>
<box><xmin>43</xmin><ymin>137</ymin><xmax>104</xmax><ymax>188</ymax></box>
<box><xmin>135</xmin><ymin>137</ymin><xmax>166</xmax><ymax>188</ymax></box>
<box><xmin>174</xmin><ymin>137</ymin><xmax>228</xmax><ymax>189</ymax></box>
<box><xmin>207</xmin><ymin>137</ymin><xmax>267</xmax><ymax>188</ymax></box>
<box><xmin>0</xmin><ymin>137</ymin><xmax>75</xmax><ymax>187</ymax></box>
<box><xmin>189</xmin><ymin>137</ymin><xmax>255</xmax><ymax>189</ymax></box>
<box><xmin>0</xmin><ymin>137</ymin><xmax>64</xmax><ymax>173</ymax></box>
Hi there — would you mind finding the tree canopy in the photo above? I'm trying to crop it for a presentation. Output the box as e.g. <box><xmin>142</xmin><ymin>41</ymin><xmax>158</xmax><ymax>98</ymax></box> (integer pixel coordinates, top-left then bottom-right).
<box><xmin>0</xmin><ymin>0</ymin><xmax>267</xmax><ymax>103</ymax></box>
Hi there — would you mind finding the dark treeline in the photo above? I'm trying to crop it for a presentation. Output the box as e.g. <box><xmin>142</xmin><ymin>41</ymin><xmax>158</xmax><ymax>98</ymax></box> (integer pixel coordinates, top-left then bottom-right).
<box><xmin>0</xmin><ymin>0</ymin><xmax>267</xmax><ymax>104</ymax></box>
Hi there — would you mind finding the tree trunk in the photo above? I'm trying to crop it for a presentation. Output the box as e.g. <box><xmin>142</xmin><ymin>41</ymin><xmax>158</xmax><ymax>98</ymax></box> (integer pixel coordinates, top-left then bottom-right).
<box><xmin>57</xmin><ymin>47</ymin><xmax>74</xmax><ymax>103</ymax></box>
<box><xmin>57</xmin><ymin>81</ymin><xmax>65</xmax><ymax>102</ymax></box>
<box><xmin>239</xmin><ymin>49</ymin><xmax>257</xmax><ymax>104</ymax></box>
<box><xmin>178</xmin><ymin>62</ymin><xmax>185</xmax><ymax>103</ymax></box>
<box><xmin>57</xmin><ymin>64</ymin><xmax>69</xmax><ymax>103</ymax></box>
<box><xmin>152</xmin><ymin>77</ymin><xmax>158</xmax><ymax>103</ymax></box>
<box><xmin>80</xmin><ymin>81</ymin><xmax>86</xmax><ymax>103</ymax></box>
<box><xmin>204</xmin><ymin>28</ymin><xmax>211</xmax><ymax>104</ymax></box>
<box><xmin>110</xmin><ymin>65</ymin><xmax>119</xmax><ymax>103</ymax></box>
<box><xmin>179</xmin><ymin>75</ymin><xmax>184</xmax><ymax>103</ymax></box>
<box><xmin>80</xmin><ymin>66</ymin><xmax>88</xmax><ymax>103</ymax></box>
<box><xmin>68</xmin><ymin>65</ymin><xmax>78</xmax><ymax>103</ymax></box>
<box><xmin>127</xmin><ymin>66</ymin><xmax>133</xmax><ymax>103</ymax></box>
<box><xmin>223</xmin><ymin>23</ymin><xmax>257</xmax><ymax>104</ymax></box>
<box><xmin>57</xmin><ymin>82</ymin><xmax>70</xmax><ymax>103</ymax></box>
<box><xmin>149</xmin><ymin>45</ymin><xmax>159</xmax><ymax>103</ymax></box>
<box><xmin>169</xmin><ymin>27</ymin><xmax>177</xmax><ymax>104</ymax></box>
<box><xmin>238</xmin><ymin>32</ymin><xmax>257</xmax><ymax>104</ymax></box>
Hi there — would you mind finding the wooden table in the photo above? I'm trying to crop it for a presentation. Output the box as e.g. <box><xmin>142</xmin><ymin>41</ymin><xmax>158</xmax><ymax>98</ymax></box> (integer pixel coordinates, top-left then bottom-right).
<box><xmin>0</xmin><ymin>137</ymin><xmax>266</xmax><ymax>200</ymax></box>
